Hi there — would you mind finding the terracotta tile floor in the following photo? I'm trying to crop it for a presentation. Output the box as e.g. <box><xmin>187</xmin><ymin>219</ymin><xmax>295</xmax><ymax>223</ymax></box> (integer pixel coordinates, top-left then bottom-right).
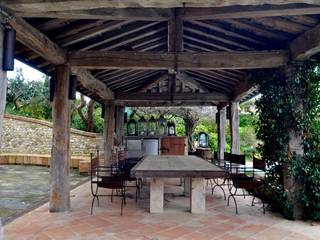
<box><xmin>4</xmin><ymin>179</ymin><xmax>320</xmax><ymax>240</ymax></box>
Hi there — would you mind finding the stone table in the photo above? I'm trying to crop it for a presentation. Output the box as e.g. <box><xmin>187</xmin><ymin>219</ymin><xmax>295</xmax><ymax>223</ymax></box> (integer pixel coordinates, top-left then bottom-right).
<box><xmin>131</xmin><ymin>155</ymin><xmax>225</xmax><ymax>213</ymax></box>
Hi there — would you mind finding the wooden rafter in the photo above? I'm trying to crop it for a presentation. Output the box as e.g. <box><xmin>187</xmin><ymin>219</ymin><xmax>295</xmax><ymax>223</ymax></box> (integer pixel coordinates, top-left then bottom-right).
<box><xmin>71</xmin><ymin>68</ymin><xmax>114</xmax><ymax>100</ymax></box>
<box><xmin>290</xmin><ymin>23</ymin><xmax>320</xmax><ymax>60</ymax></box>
<box><xmin>0</xmin><ymin>10</ymin><xmax>67</xmax><ymax>64</ymax></box>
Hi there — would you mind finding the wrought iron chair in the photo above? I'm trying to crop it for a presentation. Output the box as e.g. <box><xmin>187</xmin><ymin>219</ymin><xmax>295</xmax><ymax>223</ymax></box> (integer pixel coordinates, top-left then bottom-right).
<box><xmin>227</xmin><ymin>154</ymin><xmax>266</xmax><ymax>214</ymax></box>
<box><xmin>90</xmin><ymin>151</ymin><xmax>126</xmax><ymax>215</ymax></box>
<box><xmin>116</xmin><ymin>157</ymin><xmax>142</xmax><ymax>202</ymax></box>
<box><xmin>211</xmin><ymin>152</ymin><xmax>233</xmax><ymax>200</ymax></box>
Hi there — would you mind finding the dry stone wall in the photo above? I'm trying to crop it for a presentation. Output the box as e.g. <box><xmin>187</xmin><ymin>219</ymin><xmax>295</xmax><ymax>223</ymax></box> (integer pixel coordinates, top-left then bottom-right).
<box><xmin>1</xmin><ymin>114</ymin><xmax>103</xmax><ymax>156</ymax></box>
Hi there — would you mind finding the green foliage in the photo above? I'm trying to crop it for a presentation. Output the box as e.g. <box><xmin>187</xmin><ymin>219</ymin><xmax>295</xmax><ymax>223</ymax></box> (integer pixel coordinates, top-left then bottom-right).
<box><xmin>6</xmin><ymin>68</ymin><xmax>104</xmax><ymax>133</ymax></box>
<box><xmin>6</xmin><ymin>68</ymin><xmax>51</xmax><ymax>120</ymax></box>
<box><xmin>254</xmin><ymin>62</ymin><xmax>320</xmax><ymax>220</ymax></box>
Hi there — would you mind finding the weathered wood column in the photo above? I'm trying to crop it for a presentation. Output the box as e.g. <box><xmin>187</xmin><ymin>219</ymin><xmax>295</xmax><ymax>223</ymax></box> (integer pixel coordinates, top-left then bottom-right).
<box><xmin>0</xmin><ymin>26</ymin><xmax>7</xmax><ymax>149</ymax></box>
<box><xmin>50</xmin><ymin>65</ymin><xmax>71</xmax><ymax>212</ymax></box>
<box><xmin>115</xmin><ymin>105</ymin><xmax>125</xmax><ymax>146</ymax></box>
<box><xmin>217</xmin><ymin>107</ymin><xmax>226</xmax><ymax>161</ymax></box>
<box><xmin>284</xmin><ymin>63</ymin><xmax>305</xmax><ymax>219</ymax></box>
<box><xmin>104</xmin><ymin>101</ymin><xmax>115</xmax><ymax>165</ymax></box>
<box><xmin>230</xmin><ymin>102</ymin><xmax>240</xmax><ymax>154</ymax></box>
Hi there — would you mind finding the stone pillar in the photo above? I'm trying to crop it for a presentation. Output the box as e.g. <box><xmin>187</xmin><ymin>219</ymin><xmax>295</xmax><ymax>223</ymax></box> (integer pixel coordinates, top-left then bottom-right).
<box><xmin>0</xmin><ymin>26</ymin><xmax>7</xmax><ymax>149</ymax></box>
<box><xmin>115</xmin><ymin>105</ymin><xmax>125</xmax><ymax>146</ymax></box>
<box><xmin>230</xmin><ymin>102</ymin><xmax>240</xmax><ymax>154</ymax></box>
<box><xmin>217</xmin><ymin>107</ymin><xmax>226</xmax><ymax>161</ymax></box>
<box><xmin>50</xmin><ymin>65</ymin><xmax>71</xmax><ymax>212</ymax></box>
<box><xmin>190</xmin><ymin>178</ymin><xmax>205</xmax><ymax>213</ymax></box>
<box><xmin>184</xmin><ymin>177</ymin><xmax>191</xmax><ymax>197</ymax></box>
<box><xmin>150</xmin><ymin>177</ymin><xmax>164</xmax><ymax>213</ymax></box>
<box><xmin>104</xmin><ymin>101</ymin><xmax>115</xmax><ymax>165</ymax></box>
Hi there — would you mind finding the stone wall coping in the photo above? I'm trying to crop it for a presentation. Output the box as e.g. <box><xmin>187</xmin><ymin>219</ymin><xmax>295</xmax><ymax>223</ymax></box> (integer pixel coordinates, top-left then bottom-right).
<box><xmin>4</xmin><ymin>114</ymin><xmax>101</xmax><ymax>138</ymax></box>
<box><xmin>0</xmin><ymin>153</ymin><xmax>90</xmax><ymax>160</ymax></box>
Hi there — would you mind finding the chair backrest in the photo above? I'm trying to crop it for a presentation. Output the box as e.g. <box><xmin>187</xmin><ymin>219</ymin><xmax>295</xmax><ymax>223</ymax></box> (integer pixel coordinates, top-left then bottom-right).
<box><xmin>224</xmin><ymin>152</ymin><xmax>232</xmax><ymax>162</ymax></box>
<box><xmin>90</xmin><ymin>150</ymin><xmax>100</xmax><ymax>177</ymax></box>
<box><xmin>253</xmin><ymin>155</ymin><xmax>266</xmax><ymax>171</ymax></box>
<box><xmin>230</xmin><ymin>154</ymin><xmax>246</xmax><ymax>165</ymax></box>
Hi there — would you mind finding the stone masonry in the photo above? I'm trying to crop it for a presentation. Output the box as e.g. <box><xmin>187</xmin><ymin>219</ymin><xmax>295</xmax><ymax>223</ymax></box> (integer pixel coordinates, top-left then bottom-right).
<box><xmin>0</xmin><ymin>114</ymin><xmax>103</xmax><ymax>156</ymax></box>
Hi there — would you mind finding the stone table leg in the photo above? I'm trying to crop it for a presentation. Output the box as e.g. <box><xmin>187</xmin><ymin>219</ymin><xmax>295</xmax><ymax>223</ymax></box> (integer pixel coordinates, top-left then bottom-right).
<box><xmin>150</xmin><ymin>177</ymin><xmax>164</xmax><ymax>213</ymax></box>
<box><xmin>184</xmin><ymin>177</ymin><xmax>191</xmax><ymax>197</ymax></box>
<box><xmin>190</xmin><ymin>178</ymin><xmax>205</xmax><ymax>213</ymax></box>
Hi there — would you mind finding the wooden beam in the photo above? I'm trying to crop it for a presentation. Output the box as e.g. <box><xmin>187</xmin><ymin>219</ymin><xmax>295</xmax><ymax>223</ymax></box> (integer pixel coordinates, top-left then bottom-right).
<box><xmin>4</xmin><ymin>1</ymin><xmax>320</xmax><ymax>12</ymax></box>
<box><xmin>230</xmin><ymin>102</ymin><xmax>240</xmax><ymax>154</ymax></box>
<box><xmin>15</xmin><ymin>8</ymin><xmax>173</xmax><ymax>20</ymax></box>
<box><xmin>290</xmin><ymin>24</ymin><xmax>320</xmax><ymax>60</ymax></box>
<box><xmin>115</xmin><ymin>92</ymin><xmax>230</xmax><ymax>102</ymax></box>
<box><xmin>0</xmin><ymin>26</ymin><xmax>7</xmax><ymax>149</ymax></box>
<box><xmin>180</xmin><ymin>4</ymin><xmax>320</xmax><ymax>20</ymax></box>
<box><xmin>176</xmin><ymin>72</ymin><xmax>209</xmax><ymax>92</ymax></box>
<box><xmin>217</xmin><ymin>106</ymin><xmax>226</xmax><ymax>161</ymax></box>
<box><xmin>69</xmin><ymin>50</ymin><xmax>289</xmax><ymax>70</ymax></box>
<box><xmin>115</xmin><ymin>100</ymin><xmax>217</xmax><ymax>107</ymax></box>
<box><xmin>71</xmin><ymin>68</ymin><xmax>114</xmax><ymax>100</ymax></box>
<box><xmin>50</xmin><ymin>64</ymin><xmax>70</xmax><ymax>212</ymax></box>
<box><xmin>0</xmin><ymin>9</ymin><xmax>66</xmax><ymax>64</ymax></box>
<box><xmin>104</xmin><ymin>101</ymin><xmax>115</xmax><ymax>165</ymax></box>
<box><xmin>115</xmin><ymin>106</ymin><xmax>125</xmax><ymax>146</ymax></box>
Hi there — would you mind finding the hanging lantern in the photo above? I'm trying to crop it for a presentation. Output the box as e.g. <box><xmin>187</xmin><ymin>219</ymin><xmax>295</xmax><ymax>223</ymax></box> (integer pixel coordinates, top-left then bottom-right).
<box><xmin>127</xmin><ymin>113</ymin><xmax>137</xmax><ymax>136</ymax></box>
<box><xmin>158</xmin><ymin>115</ymin><xmax>167</xmax><ymax>136</ymax></box>
<box><xmin>148</xmin><ymin>116</ymin><xmax>157</xmax><ymax>136</ymax></box>
<box><xmin>198</xmin><ymin>132</ymin><xmax>209</xmax><ymax>148</ymax></box>
<box><xmin>167</xmin><ymin>122</ymin><xmax>176</xmax><ymax>136</ymax></box>
<box><xmin>138</xmin><ymin>116</ymin><xmax>148</xmax><ymax>136</ymax></box>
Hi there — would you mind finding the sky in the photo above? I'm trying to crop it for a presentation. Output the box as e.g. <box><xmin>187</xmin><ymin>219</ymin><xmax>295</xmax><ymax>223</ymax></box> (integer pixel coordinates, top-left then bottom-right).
<box><xmin>7</xmin><ymin>60</ymin><xmax>46</xmax><ymax>82</ymax></box>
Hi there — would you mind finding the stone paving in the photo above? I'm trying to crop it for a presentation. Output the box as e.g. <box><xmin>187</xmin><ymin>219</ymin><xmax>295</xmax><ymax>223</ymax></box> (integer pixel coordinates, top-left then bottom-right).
<box><xmin>0</xmin><ymin>165</ymin><xmax>88</xmax><ymax>224</ymax></box>
<box><xmin>4</xmin><ymin>179</ymin><xmax>320</xmax><ymax>240</ymax></box>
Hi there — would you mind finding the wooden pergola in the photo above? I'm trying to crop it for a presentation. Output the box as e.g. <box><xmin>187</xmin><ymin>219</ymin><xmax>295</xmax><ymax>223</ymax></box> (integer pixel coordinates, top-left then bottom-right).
<box><xmin>0</xmin><ymin>0</ymin><xmax>319</xmax><ymax>217</ymax></box>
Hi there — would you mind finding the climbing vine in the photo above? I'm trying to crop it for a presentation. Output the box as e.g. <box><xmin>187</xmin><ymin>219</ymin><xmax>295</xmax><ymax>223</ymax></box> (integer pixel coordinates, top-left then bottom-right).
<box><xmin>253</xmin><ymin>62</ymin><xmax>320</xmax><ymax>220</ymax></box>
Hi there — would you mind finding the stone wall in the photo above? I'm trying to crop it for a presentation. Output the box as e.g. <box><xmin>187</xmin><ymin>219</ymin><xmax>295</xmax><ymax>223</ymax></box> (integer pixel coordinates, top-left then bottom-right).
<box><xmin>0</xmin><ymin>114</ymin><xmax>103</xmax><ymax>156</ymax></box>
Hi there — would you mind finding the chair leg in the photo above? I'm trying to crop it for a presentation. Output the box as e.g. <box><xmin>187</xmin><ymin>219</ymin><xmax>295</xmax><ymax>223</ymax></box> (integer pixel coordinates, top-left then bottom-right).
<box><xmin>251</xmin><ymin>196</ymin><xmax>256</xmax><ymax>206</ymax></box>
<box><xmin>227</xmin><ymin>194</ymin><xmax>238</xmax><ymax>214</ymax></box>
<box><xmin>91</xmin><ymin>196</ymin><xmax>96</xmax><ymax>215</ymax></box>
<box><xmin>111</xmin><ymin>189</ymin><xmax>114</xmax><ymax>202</ymax></box>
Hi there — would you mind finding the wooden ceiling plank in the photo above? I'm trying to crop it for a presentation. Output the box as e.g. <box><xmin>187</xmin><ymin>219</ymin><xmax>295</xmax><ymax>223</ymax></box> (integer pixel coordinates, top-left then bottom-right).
<box><xmin>222</xmin><ymin>19</ymin><xmax>288</xmax><ymax>41</ymax></box>
<box><xmin>79</xmin><ymin>21</ymin><xmax>161</xmax><ymax>51</ymax></box>
<box><xmin>61</xmin><ymin>20</ymin><xmax>131</xmax><ymax>47</ymax></box>
<box><xmin>100</xmin><ymin>25</ymin><xmax>167</xmax><ymax>51</ymax></box>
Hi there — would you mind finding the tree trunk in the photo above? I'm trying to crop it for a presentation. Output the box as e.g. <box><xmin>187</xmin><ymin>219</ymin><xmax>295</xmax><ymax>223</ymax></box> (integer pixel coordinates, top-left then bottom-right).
<box><xmin>86</xmin><ymin>100</ymin><xmax>94</xmax><ymax>132</ymax></box>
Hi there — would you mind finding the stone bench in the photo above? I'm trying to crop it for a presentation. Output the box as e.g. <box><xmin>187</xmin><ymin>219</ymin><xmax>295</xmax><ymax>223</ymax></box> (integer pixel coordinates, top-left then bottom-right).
<box><xmin>0</xmin><ymin>153</ymin><xmax>90</xmax><ymax>174</ymax></box>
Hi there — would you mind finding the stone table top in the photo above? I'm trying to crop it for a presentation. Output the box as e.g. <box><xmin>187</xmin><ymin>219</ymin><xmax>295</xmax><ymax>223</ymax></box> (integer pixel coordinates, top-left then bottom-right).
<box><xmin>131</xmin><ymin>155</ymin><xmax>226</xmax><ymax>178</ymax></box>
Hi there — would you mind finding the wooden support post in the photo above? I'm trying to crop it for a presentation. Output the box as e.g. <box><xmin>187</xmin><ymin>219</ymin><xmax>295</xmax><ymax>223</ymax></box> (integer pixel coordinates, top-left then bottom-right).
<box><xmin>0</xmin><ymin>26</ymin><xmax>7</xmax><ymax>149</ymax></box>
<box><xmin>230</xmin><ymin>102</ymin><xmax>240</xmax><ymax>154</ymax></box>
<box><xmin>217</xmin><ymin>107</ymin><xmax>226</xmax><ymax>161</ymax></box>
<box><xmin>284</xmin><ymin>64</ymin><xmax>305</xmax><ymax>220</ymax></box>
<box><xmin>104</xmin><ymin>101</ymin><xmax>115</xmax><ymax>165</ymax></box>
<box><xmin>115</xmin><ymin>105</ymin><xmax>125</xmax><ymax>146</ymax></box>
<box><xmin>50</xmin><ymin>65</ymin><xmax>71</xmax><ymax>212</ymax></box>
